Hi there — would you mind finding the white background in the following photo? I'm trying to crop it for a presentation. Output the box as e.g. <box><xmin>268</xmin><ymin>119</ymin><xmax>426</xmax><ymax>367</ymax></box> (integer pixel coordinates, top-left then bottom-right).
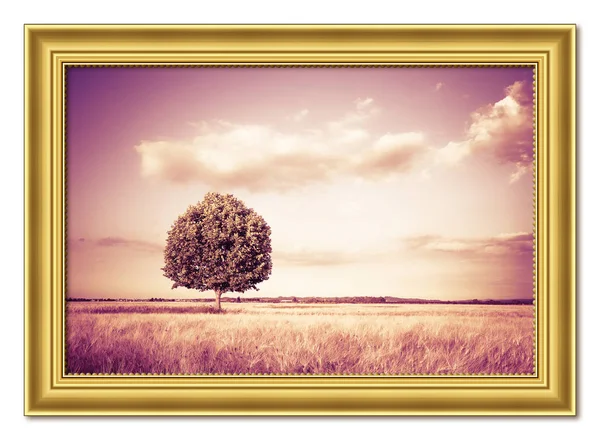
<box><xmin>2</xmin><ymin>1</ymin><xmax>597</xmax><ymax>438</ymax></box>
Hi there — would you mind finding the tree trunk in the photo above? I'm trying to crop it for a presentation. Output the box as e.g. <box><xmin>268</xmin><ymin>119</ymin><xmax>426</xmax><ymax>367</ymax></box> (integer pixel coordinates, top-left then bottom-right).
<box><xmin>215</xmin><ymin>290</ymin><xmax>222</xmax><ymax>311</ymax></box>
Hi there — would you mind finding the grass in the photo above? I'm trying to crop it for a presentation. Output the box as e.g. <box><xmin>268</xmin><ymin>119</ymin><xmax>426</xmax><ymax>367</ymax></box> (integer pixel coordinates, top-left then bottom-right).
<box><xmin>68</xmin><ymin>304</ymin><xmax>231</xmax><ymax>315</ymax></box>
<box><xmin>66</xmin><ymin>302</ymin><xmax>534</xmax><ymax>375</ymax></box>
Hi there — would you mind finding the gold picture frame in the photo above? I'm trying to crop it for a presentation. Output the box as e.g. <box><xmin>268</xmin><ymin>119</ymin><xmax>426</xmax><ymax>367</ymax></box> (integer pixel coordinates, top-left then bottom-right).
<box><xmin>24</xmin><ymin>24</ymin><xmax>576</xmax><ymax>416</ymax></box>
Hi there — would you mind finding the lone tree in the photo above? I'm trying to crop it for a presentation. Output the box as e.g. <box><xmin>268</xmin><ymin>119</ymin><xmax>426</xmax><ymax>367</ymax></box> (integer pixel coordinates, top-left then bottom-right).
<box><xmin>162</xmin><ymin>193</ymin><xmax>272</xmax><ymax>311</ymax></box>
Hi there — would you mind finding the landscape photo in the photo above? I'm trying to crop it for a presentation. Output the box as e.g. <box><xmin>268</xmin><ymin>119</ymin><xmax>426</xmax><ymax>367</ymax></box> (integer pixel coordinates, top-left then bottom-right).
<box><xmin>65</xmin><ymin>66</ymin><xmax>535</xmax><ymax>375</ymax></box>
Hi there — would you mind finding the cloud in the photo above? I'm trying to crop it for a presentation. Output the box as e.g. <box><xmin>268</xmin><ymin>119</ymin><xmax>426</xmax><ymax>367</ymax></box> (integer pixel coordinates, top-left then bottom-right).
<box><xmin>404</xmin><ymin>232</ymin><xmax>533</xmax><ymax>260</ymax></box>
<box><xmin>355</xmin><ymin>97</ymin><xmax>375</xmax><ymax>112</ymax></box>
<box><xmin>271</xmin><ymin>231</ymin><xmax>534</xmax><ymax>269</ymax></box>
<box><xmin>135</xmin><ymin>98</ymin><xmax>428</xmax><ymax>191</ymax></box>
<box><xmin>136</xmin><ymin>131</ymin><xmax>346</xmax><ymax>191</ymax></box>
<box><xmin>435</xmin><ymin>80</ymin><xmax>534</xmax><ymax>182</ymax></box>
<box><xmin>354</xmin><ymin>132</ymin><xmax>427</xmax><ymax>177</ymax></box>
<box><xmin>433</xmin><ymin>140</ymin><xmax>470</xmax><ymax>166</ymax></box>
<box><xmin>95</xmin><ymin>237</ymin><xmax>163</xmax><ymax>253</ymax></box>
<box><xmin>288</xmin><ymin>109</ymin><xmax>309</xmax><ymax>122</ymax></box>
<box><xmin>273</xmin><ymin>246</ymin><xmax>389</xmax><ymax>267</ymax></box>
<box><xmin>273</xmin><ymin>250</ymin><xmax>361</xmax><ymax>267</ymax></box>
<box><xmin>435</xmin><ymin>82</ymin><xmax>444</xmax><ymax>92</ymax></box>
<box><xmin>325</xmin><ymin>97</ymin><xmax>379</xmax><ymax>141</ymax></box>
<box><xmin>135</xmin><ymin>82</ymin><xmax>533</xmax><ymax>191</ymax></box>
<box><xmin>509</xmin><ymin>165</ymin><xmax>529</xmax><ymax>184</ymax></box>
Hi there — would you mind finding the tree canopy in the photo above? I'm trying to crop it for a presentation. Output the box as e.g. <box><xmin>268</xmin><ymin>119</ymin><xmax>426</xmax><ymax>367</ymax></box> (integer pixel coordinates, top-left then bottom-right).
<box><xmin>162</xmin><ymin>193</ymin><xmax>272</xmax><ymax>309</ymax></box>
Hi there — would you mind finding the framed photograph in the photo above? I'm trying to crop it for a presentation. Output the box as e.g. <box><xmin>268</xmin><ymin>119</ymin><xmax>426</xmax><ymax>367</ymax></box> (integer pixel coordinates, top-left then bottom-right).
<box><xmin>24</xmin><ymin>24</ymin><xmax>576</xmax><ymax>415</ymax></box>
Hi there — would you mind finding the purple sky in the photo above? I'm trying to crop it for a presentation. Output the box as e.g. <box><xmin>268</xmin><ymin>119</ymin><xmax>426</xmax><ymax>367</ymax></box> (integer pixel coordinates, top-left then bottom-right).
<box><xmin>66</xmin><ymin>67</ymin><xmax>534</xmax><ymax>300</ymax></box>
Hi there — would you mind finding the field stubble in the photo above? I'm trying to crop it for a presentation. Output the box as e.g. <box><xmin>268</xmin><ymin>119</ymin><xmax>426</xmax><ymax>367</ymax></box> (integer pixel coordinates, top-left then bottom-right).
<box><xmin>66</xmin><ymin>302</ymin><xmax>534</xmax><ymax>375</ymax></box>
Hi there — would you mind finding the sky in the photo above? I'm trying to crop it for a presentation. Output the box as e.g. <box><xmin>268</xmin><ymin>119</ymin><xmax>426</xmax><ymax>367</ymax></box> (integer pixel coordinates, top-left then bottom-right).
<box><xmin>66</xmin><ymin>67</ymin><xmax>534</xmax><ymax>300</ymax></box>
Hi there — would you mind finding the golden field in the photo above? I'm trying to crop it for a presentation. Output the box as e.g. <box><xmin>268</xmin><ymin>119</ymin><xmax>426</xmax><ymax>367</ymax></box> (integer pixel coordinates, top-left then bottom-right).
<box><xmin>65</xmin><ymin>302</ymin><xmax>534</xmax><ymax>375</ymax></box>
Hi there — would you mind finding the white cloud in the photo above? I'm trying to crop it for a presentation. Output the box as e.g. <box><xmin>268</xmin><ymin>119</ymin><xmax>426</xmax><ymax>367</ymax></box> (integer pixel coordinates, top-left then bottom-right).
<box><xmin>135</xmin><ymin>82</ymin><xmax>534</xmax><ymax>192</ymax></box>
<box><xmin>355</xmin><ymin>97</ymin><xmax>374</xmax><ymax>111</ymax></box>
<box><xmin>405</xmin><ymin>232</ymin><xmax>533</xmax><ymax>258</ymax></box>
<box><xmin>434</xmin><ymin>140</ymin><xmax>470</xmax><ymax>166</ymax></box>
<box><xmin>135</xmin><ymin>99</ymin><xmax>428</xmax><ymax>191</ymax></box>
<box><xmin>435</xmin><ymin>82</ymin><xmax>444</xmax><ymax>92</ymax></box>
<box><xmin>509</xmin><ymin>165</ymin><xmax>529</xmax><ymax>184</ymax></box>
<box><xmin>327</xmin><ymin>97</ymin><xmax>379</xmax><ymax>135</ymax></box>
<box><xmin>434</xmin><ymin>80</ymin><xmax>534</xmax><ymax>182</ymax></box>
<box><xmin>289</xmin><ymin>109</ymin><xmax>309</xmax><ymax>122</ymax></box>
<box><xmin>355</xmin><ymin>132</ymin><xmax>427</xmax><ymax>177</ymax></box>
<box><xmin>425</xmin><ymin>240</ymin><xmax>471</xmax><ymax>252</ymax></box>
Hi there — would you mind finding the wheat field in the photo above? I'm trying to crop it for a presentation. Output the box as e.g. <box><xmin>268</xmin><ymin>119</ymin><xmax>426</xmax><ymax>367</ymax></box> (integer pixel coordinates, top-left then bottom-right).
<box><xmin>65</xmin><ymin>302</ymin><xmax>534</xmax><ymax>375</ymax></box>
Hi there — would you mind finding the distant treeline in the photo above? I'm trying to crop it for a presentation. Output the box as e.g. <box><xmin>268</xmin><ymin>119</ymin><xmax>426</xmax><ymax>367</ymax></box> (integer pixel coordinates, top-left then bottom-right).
<box><xmin>67</xmin><ymin>296</ymin><xmax>534</xmax><ymax>305</ymax></box>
